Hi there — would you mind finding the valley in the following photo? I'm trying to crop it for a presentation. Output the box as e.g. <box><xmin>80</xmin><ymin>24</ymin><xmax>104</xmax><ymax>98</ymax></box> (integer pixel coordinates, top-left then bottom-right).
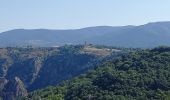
<box><xmin>0</xmin><ymin>45</ymin><xmax>122</xmax><ymax>100</ymax></box>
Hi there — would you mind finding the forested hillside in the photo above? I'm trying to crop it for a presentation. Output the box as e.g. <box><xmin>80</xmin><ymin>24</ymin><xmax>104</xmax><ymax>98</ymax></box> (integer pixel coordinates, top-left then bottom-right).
<box><xmin>0</xmin><ymin>45</ymin><xmax>120</xmax><ymax>100</ymax></box>
<box><xmin>26</xmin><ymin>46</ymin><xmax>170</xmax><ymax>100</ymax></box>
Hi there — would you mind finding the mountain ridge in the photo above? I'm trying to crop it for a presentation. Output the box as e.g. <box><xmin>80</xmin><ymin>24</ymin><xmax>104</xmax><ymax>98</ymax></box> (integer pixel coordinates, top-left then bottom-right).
<box><xmin>1</xmin><ymin>21</ymin><xmax>170</xmax><ymax>48</ymax></box>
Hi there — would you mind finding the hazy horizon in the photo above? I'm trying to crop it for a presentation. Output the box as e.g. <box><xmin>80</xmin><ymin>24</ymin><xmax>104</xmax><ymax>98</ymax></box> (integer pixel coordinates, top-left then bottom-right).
<box><xmin>1</xmin><ymin>0</ymin><xmax>170</xmax><ymax>32</ymax></box>
<box><xmin>1</xmin><ymin>21</ymin><xmax>170</xmax><ymax>33</ymax></box>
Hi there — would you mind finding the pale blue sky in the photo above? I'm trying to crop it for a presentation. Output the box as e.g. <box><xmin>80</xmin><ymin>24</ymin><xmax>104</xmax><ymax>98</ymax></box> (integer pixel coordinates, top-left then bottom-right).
<box><xmin>0</xmin><ymin>0</ymin><xmax>170</xmax><ymax>32</ymax></box>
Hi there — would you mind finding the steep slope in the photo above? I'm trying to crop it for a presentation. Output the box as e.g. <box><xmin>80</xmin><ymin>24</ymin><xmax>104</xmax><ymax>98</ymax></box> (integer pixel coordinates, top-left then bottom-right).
<box><xmin>1</xmin><ymin>77</ymin><xmax>28</xmax><ymax>100</ymax></box>
<box><xmin>0</xmin><ymin>45</ymin><xmax>120</xmax><ymax>94</ymax></box>
<box><xmin>1</xmin><ymin>21</ymin><xmax>170</xmax><ymax>47</ymax></box>
<box><xmin>27</xmin><ymin>46</ymin><xmax>170</xmax><ymax>100</ymax></box>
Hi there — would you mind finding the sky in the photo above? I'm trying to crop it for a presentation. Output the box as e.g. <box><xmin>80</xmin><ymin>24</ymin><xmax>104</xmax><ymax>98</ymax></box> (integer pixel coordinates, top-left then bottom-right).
<box><xmin>0</xmin><ymin>0</ymin><xmax>170</xmax><ymax>32</ymax></box>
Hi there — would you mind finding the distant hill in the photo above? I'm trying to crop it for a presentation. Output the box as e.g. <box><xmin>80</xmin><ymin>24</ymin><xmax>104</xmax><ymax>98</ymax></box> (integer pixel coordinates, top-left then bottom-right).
<box><xmin>1</xmin><ymin>21</ymin><xmax>170</xmax><ymax>48</ymax></box>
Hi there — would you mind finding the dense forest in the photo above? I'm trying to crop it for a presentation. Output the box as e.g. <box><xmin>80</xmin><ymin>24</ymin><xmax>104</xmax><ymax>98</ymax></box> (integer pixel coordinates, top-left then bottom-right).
<box><xmin>25</xmin><ymin>46</ymin><xmax>170</xmax><ymax>100</ymax></box>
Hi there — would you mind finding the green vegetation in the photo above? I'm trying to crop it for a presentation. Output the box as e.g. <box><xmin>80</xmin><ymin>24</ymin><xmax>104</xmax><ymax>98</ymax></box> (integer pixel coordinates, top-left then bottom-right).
<box><xmin>25</xmin><ymin>47</ymin><xmax>170</xmax><ymax>100</ymax></box>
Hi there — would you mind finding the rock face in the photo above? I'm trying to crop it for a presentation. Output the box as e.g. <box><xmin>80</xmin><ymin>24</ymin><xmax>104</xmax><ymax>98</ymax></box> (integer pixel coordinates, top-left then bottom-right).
<box><xmin>1</xmin><ymin>77</ymin><xmax>28</xmax><ymax>100</ymax></box>
<box><xmin>0</xmin><ymin>78</ymin><xmax>7</xmax><ymax>100</ymax></box>
<box><xmin>0</xmin><ymin>46</ymin><xmax>119</xmax><ymax>99</ymax></box>
<box><xmin>0</xmin><ymin>78</ymin><xmax>7</xmax><ymax>90</ymax></box>
<box><xmin>0</xmin><ymin>46</ymin><xmax>117</xmax><ymax>91</ymax></box>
